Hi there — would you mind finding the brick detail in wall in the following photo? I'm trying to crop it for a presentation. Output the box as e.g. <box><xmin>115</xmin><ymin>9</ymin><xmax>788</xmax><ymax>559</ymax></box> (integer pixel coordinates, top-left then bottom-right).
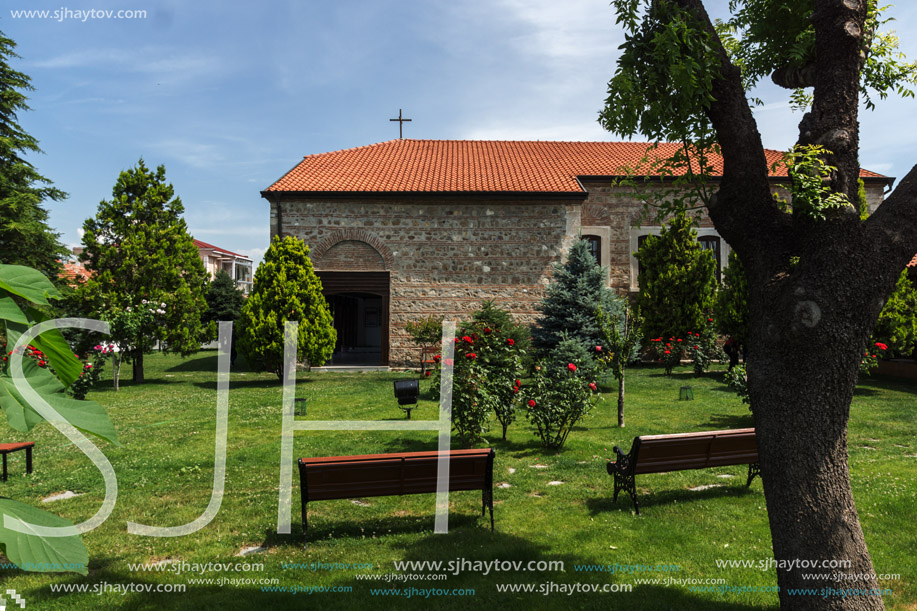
<box><xmin>315</xmin><ymin>240</ymin><xmax>386</xmax><ymax>271</ymax></box>
<box><xmin>311</xmin><ymin>228</ymin><xmax>394</xmax><ymax>270</ymax></box>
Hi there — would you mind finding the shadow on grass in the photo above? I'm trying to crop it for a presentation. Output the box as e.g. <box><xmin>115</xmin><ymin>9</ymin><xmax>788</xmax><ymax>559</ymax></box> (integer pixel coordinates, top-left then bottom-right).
<box><xmin>586</xmin><ymin>483</ymin><xmax>760</xmax><ymax>516</ymax></box>
<box><xmin>705</xmin><ymin>414</ymin><xmax>754</xmax><ymax>429</ymax></box>
<box><xmin>192</xmin><ymin>378</ymin><xmax>317</xmax><ymax>391</ymax></box>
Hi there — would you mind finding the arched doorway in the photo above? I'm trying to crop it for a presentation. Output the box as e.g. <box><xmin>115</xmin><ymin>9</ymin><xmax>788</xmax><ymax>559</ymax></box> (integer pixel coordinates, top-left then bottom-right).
<box><xmin>311</xmin><ymin>232</ymin><xmax>393</xmax><ymax>366</ymax></box>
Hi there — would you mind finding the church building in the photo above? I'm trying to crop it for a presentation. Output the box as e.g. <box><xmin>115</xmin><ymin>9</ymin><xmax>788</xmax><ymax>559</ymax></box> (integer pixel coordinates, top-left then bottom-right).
<box><xmin>261</xmin><ymin>139</ymin><xmax>892</xmax><ymax>367</ymax></box>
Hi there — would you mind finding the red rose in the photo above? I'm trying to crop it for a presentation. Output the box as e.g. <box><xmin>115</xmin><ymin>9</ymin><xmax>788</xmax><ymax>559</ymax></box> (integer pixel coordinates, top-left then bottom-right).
<box><xmin>462</xmin><ymin>335</ymin><xmax>473</xmax><ymax>344</ymax></box>
<box><xmin>875</xmin><ymin>342</ymin><xmax>888</xmax><ymax>351</ymax></box>
<box><xmin>466</xmin><ymin>353</ymin><xmax>477</xmax><ymax>360</ymax></box>
<box><xmin>694</xmin><ymin>345</ymin><xmax>699</xmax><ymax>350</ymax></box>
<box><xmin>425</xmin><ymin>371</ymin><xmax>432</xmax><ymax>377</ymax></box>
<box><xmin>677</xmin><ymin>338</ymin><xmax>683</xmax><ymax>342</ymax></box>
<box><xmin>515</xmin><ymin>379</ymin><xmax>521</xmax><ymax>386</ymax></box>
<box><xmin>664</xmin><ymin>350</ymin><xmax>671</xmax><ymax>355</ymax></box>
<box><xmin>596</xmin><ymin>345</ymin><xmax>602</xmax><ymax>352</ymax></box>
<box><xmin>507</xmin><ymin>338</ymin><xmax>515</xmax><ymax>346</ymax></box>
<box><xmin>708</xmin><ymin>318</ymin><xmax>714</xmax><ymax>322</ymax></box>
<box><xmin>567</xmin><ymin>363</ymin><xmax>577</xmax><ymax>372</ymax></box>
<box><xmin>445</xmin><ymin>358</ymin><xmax>454</xmax><ymax>366</ymax></box>
<box><xmin>434</xmin><ymin>354</ymin><xmax>442</xmax><ymax>362</ymax></box>
<box><xmin>588</xmin><ymin>382</ymin><xmax>597</xmax><ymax>391</ymax></box>
<box><xmin>513</xmin><ymin>387</ymin><xmax>519</xmax><ymax>394</ymax></box>
<box><xmin>484</xmin><ymin>327</ymin><xmax>492</xmax><ymax>334</ymax></box>
<box><xmin>528</xmin><ymin>399</ymin><xmax>536</xmax><ymax>407</ymax></box>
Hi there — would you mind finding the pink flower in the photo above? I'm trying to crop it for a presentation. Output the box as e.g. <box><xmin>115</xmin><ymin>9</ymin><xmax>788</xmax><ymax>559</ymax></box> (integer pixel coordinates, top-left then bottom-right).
<box><xmin>595</xmin><ymin>345</ymin><xmax>602</xmax><ymax>352</ymax></box>
<box><xmin>445</xmin><ymin>358</ymin><xmax>454</xmax><ymax>366</ymax></box>
<box><xmin>567</xmin><ymin>363</ymin><xmax>577</xmax><ymax>372</ymax></box>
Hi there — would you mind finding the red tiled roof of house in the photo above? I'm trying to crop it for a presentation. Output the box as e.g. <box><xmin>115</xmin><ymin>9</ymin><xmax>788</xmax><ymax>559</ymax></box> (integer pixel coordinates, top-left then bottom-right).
<box><xmin>60</xmin><ymin>261</ymin><xmax>92</xmax><ymax>284</ymax></box>
<box><xmin>908</xmin><ymin>253</ymin><xmax>917</xmax><ymax>268</ymax></box>
<box><xmin>193</xmin><ymin>239</ymin><xmax>251</xmax><ymax>261</ymax></box>
<box><xmin>264</xmin><ymin>139</ymin><xmax>890</xmax><ymax>194</ymax></box>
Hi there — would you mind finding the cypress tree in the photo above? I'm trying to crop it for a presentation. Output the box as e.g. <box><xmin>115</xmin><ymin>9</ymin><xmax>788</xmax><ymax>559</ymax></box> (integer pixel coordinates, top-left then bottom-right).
<box><xmin>714</xmin><ymin>251</ymin><xmax>750</xmax><ymax>345</ymax></box>
<box><xmin>635</xmin><ymin>214</ymin><xmax>717</xmax><ymax>340</ymax></box>
<box><xmin>238</xmin><ymin>235</ymin><xmax>336</xmax><ymax>377</ymax></box>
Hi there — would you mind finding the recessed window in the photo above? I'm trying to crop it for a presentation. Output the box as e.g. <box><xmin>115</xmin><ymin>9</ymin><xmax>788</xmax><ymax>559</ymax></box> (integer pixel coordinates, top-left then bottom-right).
<box><xmin>698</xmin><ymin>236</ymin><xmax>722</xmax><ymax>283</ymax></box>
<box><xmin>583</xmin><ymin>235</ymin><xmax>601</xmax><ymax>266</ymax></box>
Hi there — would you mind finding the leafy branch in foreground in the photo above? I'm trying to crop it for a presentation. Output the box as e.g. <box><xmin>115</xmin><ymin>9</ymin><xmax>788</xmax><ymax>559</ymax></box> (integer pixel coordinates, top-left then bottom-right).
<box><xmin>0</xmin><ymin>263</ymin><xmax>119</xmax><ymax>575</ymax></box>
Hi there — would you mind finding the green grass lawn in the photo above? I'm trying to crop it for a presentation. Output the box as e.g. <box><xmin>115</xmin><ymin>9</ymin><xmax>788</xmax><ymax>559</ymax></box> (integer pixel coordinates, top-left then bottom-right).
<box><xmin>1</xmin><ymin>352</ymin><xmax>915</xmax><ymax>610</ymax></box>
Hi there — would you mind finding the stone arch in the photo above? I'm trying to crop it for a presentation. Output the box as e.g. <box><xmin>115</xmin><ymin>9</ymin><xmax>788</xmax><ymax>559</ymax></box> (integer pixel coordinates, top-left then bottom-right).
<box><xmin>310</xmin><ymin>229</ymin><xmax>394</xmax><ymax>271</ymax></box>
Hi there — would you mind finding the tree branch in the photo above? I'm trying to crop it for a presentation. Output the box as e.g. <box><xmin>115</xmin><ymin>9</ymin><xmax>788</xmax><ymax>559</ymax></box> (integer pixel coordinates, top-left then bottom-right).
<box><xmin>672</xmin><ymin>0</ymin><xmax>793</xmax><ymax>272</ymax></box>
<box><xmin>865</xmin><ymin>165</ymin><xmax>917</xmax><ymax>276</ymax></box>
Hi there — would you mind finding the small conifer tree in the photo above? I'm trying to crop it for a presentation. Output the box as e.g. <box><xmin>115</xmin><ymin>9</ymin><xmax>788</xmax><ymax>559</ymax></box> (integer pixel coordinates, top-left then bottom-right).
<box><xmin>238</xmin><ymin>236</ymin><xmax>336</xmax><ymax>377</ymax></box>
<box><xmin>531</xmin><ymin>239</ymin><xmax>616</xmax><ymax>362</ymax></box>
<box><xmin>635</xmin><ymin>214</ymin><xmax>717</xmax><ymax>341</ymax></box>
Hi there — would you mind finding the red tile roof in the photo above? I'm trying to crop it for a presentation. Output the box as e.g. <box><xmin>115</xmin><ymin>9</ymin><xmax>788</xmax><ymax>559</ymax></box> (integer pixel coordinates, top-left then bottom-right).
<box><xmin>59</xmin><ymin>261</ymin><xmax>93</xmax><ymax>285</ymax></box>
<box><xmin>265</xmin><ymin>139</ymin><xmax>890</xmax><ymax>194</ymax></box>
<box><xmin>908</xmin><ymin>253</ymin><xmax>917</xmax><ymax>268</ymax></box>
<box><xmin>193</xmin><ymin>239</ymin><xmax>251</xmax><ymax>261</ymax></box>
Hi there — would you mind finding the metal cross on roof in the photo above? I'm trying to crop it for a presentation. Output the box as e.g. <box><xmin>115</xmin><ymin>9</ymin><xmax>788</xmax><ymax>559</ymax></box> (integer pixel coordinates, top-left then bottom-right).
<box><xmin>389</xmin><ymin>108</ymin><xmax>412</xmax><ymax>139</ymax></box>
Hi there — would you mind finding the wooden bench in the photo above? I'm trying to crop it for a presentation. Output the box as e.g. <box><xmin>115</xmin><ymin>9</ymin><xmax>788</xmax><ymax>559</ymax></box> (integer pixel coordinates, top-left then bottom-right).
<box><xmin>0</xmin><ymin>442</ymin><xmax>34</xmax><ymax>482</ymax></box>
<box><xmin>298</xmin><ymin>448</ymin><xmax>494</xmax><ymax>540</ymax></box>
<box><xmin>606</xmin><ymin>428</ymin><xmax>759</xmax><ymax>514</ymax></box>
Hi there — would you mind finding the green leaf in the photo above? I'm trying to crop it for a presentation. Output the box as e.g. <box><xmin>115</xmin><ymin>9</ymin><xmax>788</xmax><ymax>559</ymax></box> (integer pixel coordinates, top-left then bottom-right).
<box><xmin>0</xmin><ymin>498</ymin><xmax>89</xmax><ymax>575</ymax></box>
<box><xmin>0</xmin><ymin>294</ymin><xmax>29</xmax><ymax>324</ymax></box>
<box><xmin>0</xmin><ymin>360</ymin><xmax>120</xmax><ymax>446</ymax></box>
<box><xmin>0</xmin><ymin>264</ymin><xmax>61</xmax><ymax>306</ymax></box>
<box><xmin>9</xmin><ymin>307</ymin><xmax>84</xmax><ymax>387</ymax></box>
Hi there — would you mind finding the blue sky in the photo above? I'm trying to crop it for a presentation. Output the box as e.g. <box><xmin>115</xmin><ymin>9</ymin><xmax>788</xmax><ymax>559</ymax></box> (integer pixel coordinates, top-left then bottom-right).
<box><xmin>4</xmin><ymin>0</ymin><xmax>916</xmax><ymax>267</ymax></box>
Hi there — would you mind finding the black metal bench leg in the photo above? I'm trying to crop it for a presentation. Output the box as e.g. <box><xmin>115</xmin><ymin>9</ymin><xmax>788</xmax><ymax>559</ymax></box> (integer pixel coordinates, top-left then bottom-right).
<box><xmin>2</xmin><ymin>453</ymin><xmax>6</xmax><ymax>482</ymax></box>
<box><xmin>613</xmin><ymin>472</ymin><xmax>639</xmax><ymax>514</ymax></box>
<box><xmin>746</xmin><ymin>463</ymin><xmax>761</xmax><ymax>487</ymax></box>
<box><xmin>26</xmin><ymin>447</ymin><xmax>32</xmax><ymax>474</ymax></box>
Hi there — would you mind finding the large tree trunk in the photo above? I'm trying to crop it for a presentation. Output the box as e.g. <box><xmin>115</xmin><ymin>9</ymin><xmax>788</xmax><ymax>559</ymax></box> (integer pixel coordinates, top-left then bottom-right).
<box><xmin>669</xmin><ymin>1</ymin><xmax>917</xmax><ymax>607</ymax></box>
<box><xmin>745</xmin><ymin>241</ymin><xmax>889</xmax><ymax>609</ymax></box>
<box><xmin>132</xmin><ymin>351</ymin><xmax>144</xmax><ymax>384</ymax></box>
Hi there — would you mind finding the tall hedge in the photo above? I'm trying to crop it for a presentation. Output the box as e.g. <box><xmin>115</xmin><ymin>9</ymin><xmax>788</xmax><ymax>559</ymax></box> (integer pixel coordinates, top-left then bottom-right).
<box><xmin>635</xmin><ymin>213</ymin><xmax>717</xmax><ymax>341</ymax></box>
<box><xmin>238</xmin><ymin>235</ymin><xmax>336</xmax><ymax>377</ymax></box>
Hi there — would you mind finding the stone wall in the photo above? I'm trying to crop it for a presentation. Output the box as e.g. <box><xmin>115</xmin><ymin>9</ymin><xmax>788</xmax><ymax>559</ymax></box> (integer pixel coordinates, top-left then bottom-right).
<box><xmin>268</xmin><ymin>179</ymin><xmax>888</xmax><ymax>367</ymax></box>
<box><xmin>272</xmin><ymin>195</ymin><xmax>583</xmax><ymax>366</ymax></box>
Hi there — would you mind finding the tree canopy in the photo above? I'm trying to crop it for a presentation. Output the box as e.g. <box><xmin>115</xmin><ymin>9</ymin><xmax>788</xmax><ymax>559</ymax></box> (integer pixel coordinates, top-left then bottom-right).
<box><xmin>79</xmin><ymin>159</ymin><xmax>209</xmax><ymax>383</ymax></box>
